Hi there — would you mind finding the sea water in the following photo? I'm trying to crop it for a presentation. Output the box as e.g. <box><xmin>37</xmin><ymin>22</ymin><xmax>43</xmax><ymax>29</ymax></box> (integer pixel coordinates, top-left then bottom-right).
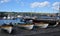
<box><xmin>0</xmin><ymin>18</ymin><xmax>25</xmax><ymax>25</ymax></box>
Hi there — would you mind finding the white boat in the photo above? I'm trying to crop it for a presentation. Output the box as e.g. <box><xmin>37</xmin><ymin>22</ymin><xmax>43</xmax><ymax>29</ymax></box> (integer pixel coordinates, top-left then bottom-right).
<box><xmin>17</xmin><ymin>24</ymin><xmax>34</xmax><ymax>30</ymax></box>
<box><xmin>1</xmin><ymin>26</ymin><xmax>13</xmax><ymax>34</ymax></box>
<box><xmin>3</xmin><ymin>16</ymin><xmax>6</xmax><ymax>19</ymax></box>
<box><xmin>23</xmin><ymin>16</ymin><xmax>30</xmax><ymax>19</ymax></box>
<box><xmin>34</xmin><ymin>23</ymin><xmax>49</xmax><ymax>28</ymax></box>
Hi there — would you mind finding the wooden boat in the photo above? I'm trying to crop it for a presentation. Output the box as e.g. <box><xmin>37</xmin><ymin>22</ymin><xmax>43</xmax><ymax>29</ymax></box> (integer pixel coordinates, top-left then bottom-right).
<box><xmin>17</xmin><ymin>24</ymin><xmax>34</xmax><ymax>30</ymax></box>
<box><xmin>1</xmin><ymin>24</ymin><xmax>13</xmax><ymax>34</ymax></box>
<box><xmin>34</xmin><ymin>23</ymin><xmax>49</xmax><ymax>28</ymax></box>
<box><xmin>48</xmin><ymin>21</ymin><xmax>59</xmax><ymax>27</ymax></box>
<box><xmin>23</xmin><ymin>18</ymin><xmax>49</xmax><ymax>28</ymax></box>
<box><xmin>33</xmin><ymin>19</ymin><xmax>49</xmax><ymax>28</ymax></box>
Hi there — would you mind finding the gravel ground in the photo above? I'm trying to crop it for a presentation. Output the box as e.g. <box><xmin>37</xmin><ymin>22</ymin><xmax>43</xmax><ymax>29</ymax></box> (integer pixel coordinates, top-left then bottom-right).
<box><xmin>0</xmin><ymin>25</ymin><xmax>60</xmax><ymax>36</ymax></box>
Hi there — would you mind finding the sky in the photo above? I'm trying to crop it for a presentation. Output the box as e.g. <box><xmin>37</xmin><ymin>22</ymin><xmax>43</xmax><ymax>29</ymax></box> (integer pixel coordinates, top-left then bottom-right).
<box><xmin>0</xmin><ymin>0</ymin><xmax>60</xmax><ymax>13</ymax></box>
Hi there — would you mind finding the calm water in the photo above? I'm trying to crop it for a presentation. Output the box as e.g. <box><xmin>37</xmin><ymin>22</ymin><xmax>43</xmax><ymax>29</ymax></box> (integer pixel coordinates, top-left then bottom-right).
<box><xmin>0</xmin><ymin>16</ymin><xmax>59</xmax><ymax>25</ymax></box>
<box><xmin>0</xmin><ymin>18</ymin><xmax>24</xmax><ymax>25</ymax></box>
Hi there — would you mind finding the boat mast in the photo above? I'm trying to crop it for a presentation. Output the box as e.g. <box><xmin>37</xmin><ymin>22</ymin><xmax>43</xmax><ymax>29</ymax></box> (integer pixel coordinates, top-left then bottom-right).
<box><xmin>56</xmin><ymin>3</ymin><xmax>60</xmax><ymax>16</ymax></box>
<box><xmin>58</xmin><ymin>3</ymin><xmax>60</xmax><ymax>16</ymax></box>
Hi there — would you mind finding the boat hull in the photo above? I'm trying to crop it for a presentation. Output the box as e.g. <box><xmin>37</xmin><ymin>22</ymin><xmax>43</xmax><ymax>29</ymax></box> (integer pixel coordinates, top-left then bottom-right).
<box><xmin>17</xmin><ymin>24</ymin><xmax>34</xmax><ymax>30</ymax></box>
<box><xmin>1</xmin><ymin>26</ymin><xmax>13</xmax><ymax>33</ymax></box>
<box><xmin>34</xmin><ymin>23</ymin><xmax>49</xmax><ymax>28</ymax></box>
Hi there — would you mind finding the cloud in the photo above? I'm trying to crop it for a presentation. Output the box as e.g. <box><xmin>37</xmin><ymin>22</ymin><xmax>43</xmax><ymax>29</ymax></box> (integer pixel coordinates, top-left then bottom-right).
<box><xmin>52</xmin><ymin>2</ymin><xmax>60</xmax><ymax>10</ymax></box>
<box><xmin>0</xmin><ymin>0</ymin><xmax>11</xmax><ymax>3</ymax></box>
<box><xmin>30</xmin><ymin>1</ymin><xmax>50</xmax><ymax>8</ymax></box>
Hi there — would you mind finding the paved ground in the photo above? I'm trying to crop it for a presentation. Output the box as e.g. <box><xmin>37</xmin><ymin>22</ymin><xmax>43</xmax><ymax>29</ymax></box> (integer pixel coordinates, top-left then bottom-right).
<box><xmin>0</xmin><ymin>25</ymin><xmax>60</xmax><ymax>36</ymax></box>
<box><xmin>26</xmin><ymin>31</ymin><xmax>60</xmax><ymax>36</ymax></box>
